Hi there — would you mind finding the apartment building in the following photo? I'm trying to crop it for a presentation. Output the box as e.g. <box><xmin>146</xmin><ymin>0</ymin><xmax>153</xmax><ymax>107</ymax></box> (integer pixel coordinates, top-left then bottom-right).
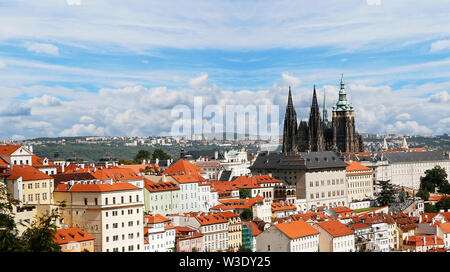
<box><xmin>53</xmin><ymin>182</ymin><xmax>144</xmax><ymax>252</ymax></box>
<box><xmin>54</xmin><ymin>227</ymin><xmax>95</xmax><ymax>252</ymax></box>
<box><xmin>256</xmin><ymin>220</ymin><xmax>320</xmax><ymax>252</ymax></box>
<box><xmin>143</xmin><ymin>214</ymin><xmax>176</xmax><ymax>252</ymax></box>
<box><xmin>143</xmin><ymin>177</ymin><xmax>180</xmax><ymax>215</ymax></box>
<box><xmin>346</xmin><ymin>161</ymin><xmax>374</xmax><ymax>203</ymax></box>
<box><xmin>314</xmin><ymin>220</ymin><xmax>355</xmax><ymax>252</ymax></box>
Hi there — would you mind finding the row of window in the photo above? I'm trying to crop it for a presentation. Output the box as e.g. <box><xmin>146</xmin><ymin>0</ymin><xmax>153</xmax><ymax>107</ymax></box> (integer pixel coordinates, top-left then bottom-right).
<box><xmin>106</xmin><ymin>232</ymin><xmax>140</xmax><ymax>243</ymax></box>
<box><xmin>310</xmin><ymin>190</ymin><xmax>345</xmax><ymax>199</ymax></box>
<box><xmin>310</xmin><ymin>179</ymin><xmax>345</xmax><ymax>188</ymax></box>
<box><xmin>106</xmin><ymin>220</ymin><xmax>140</xmax><ymax>230</ymax></box>
<box><xmin>107</xmin><ymin>244</ymin><xmax>140</xmax><ymax>252</ymax></box>
<box><xmin>104</xmin><ymin>195</ymin><xmax>140</xmax><ymax>205</ymax></box>
<box><xmin>24</xmin><ymin>181</ymin><xmax>52</xmax><ymax>189</ymax></box>
<box><xmin>24</xmin><ymin>193</ymin><xmax>51</xmax><ymax>202</ymax></box>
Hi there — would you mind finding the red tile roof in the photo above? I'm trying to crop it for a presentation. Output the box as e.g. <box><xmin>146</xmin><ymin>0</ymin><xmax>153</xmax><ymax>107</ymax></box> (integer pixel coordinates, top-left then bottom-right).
<box><xmin>144</xmin><ymin>178</ymin><xmax>179</xmax><ymax>192</ymax></box>
<box><xmin>316</xmin><ymin>220</ymin><xmax>354</xmax><ymax>237</ymax></box>
<box><xmin>345</xmin><ymin>161</ymin><xmax>372</xmax><ymax>172</ymax></box>
<box><xmin>54</xmin><ymin>182</ymin><xmax>140</xmax><ymax>192</ymax></box>
<box><xmin>144</xmin><ymin>214</ymin><xmax>170</xmax><ymax>224</ymax></box>
<box><xmin>53</xmin><ymin>227</ymin><xmax>95</xmax><ymax>245</ymax></box>
<box><xmin>171</xmin><ymin>174</ymin><xmax>205</xmax><ymax>184</ymax></box>
<box><xmin>7</xmin><ymin>165</ymin><xmax>53</xmax><ymax>181</ymax></box>
<box><xmin>271</xmin><ymin>202</ymin><xmax>296</xmax><ymax>212</ymax></box>
<box><xmin>32</xmin><ymin>155</ymin><xmax>56</xmax><ymax>168</ymax></box>
<box><xmin>194</xmin><ymin>212</ymin><xmax>228</xmax><ymax>226</ymax></box>
<box><xmin>0</xmin><ymin>145</ymin><xmax>21</xmax><ymax>157</ymax></box>
<box><xmin>117</xmin><ymin>164</ymin><xmax>161</xmax><ymax>175</ymax></box>
<box><xmin>253</xmin><ymin>175</ymin><xmax>283</xmax><ymax>184</ymax></box>
<box><xmin>275</xmin><ymin>220</ymin><xmax>320</xmax><ymax>239</ymax></box>
<box><xmin>210</xmin><ymin>196</ymin><xmax>264</xmax><ymax>211</ymax></box>
<box><xmin>438</xmin><ymin>222</ymin><xmax>450</xmax><ymax>233</ymax></box>
<box><xmin>404</xmin><ymin>235</ymin><xmax>444</xmax><ymax>247</ymax></box>
<box><xmin>91</xmin><ymin>167</ymin><xmax>143</xmax><ymax>182</ymax></box>
<box><xmin>163</xmin><ymin>159</ymin><xmax>205</xmax><ymax>175</ymax></box>
<box><xmin>291</xmin><ymin>212</ymin><xmax>331</xmax><ymax>222</ymax></box>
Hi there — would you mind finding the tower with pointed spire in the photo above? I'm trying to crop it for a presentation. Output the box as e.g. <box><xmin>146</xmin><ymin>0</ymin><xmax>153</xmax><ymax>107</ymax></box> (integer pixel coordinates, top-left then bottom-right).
<box><xmin>281</xmin><ymin>75</ymin><xmax>363</xmax><ymax>154</ymax></box>
<box><xmin>307</xmin><ymin>85</ymin><xmax>326</xmax><ymax>151</ymax></box>
<box><xmin>282</xmin><ymin>86</ymin><xmax>298</xmax><ymax>153</ymax></box>
<box><xmin>331</xmin><ymin>74</ymin><xmax>362</xmax><ymax>153</ymax></box>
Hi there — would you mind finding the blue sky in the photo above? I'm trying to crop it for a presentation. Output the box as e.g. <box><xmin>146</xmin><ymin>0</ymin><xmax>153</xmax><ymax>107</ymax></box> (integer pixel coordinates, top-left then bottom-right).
<box><xmin>0</xmin><ymin>0</ymin><xmax>449</xmax><ymax>139</ymax></box>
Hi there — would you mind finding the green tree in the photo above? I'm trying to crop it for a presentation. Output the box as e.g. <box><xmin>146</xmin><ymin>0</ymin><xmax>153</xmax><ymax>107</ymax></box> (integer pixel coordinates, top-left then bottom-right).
<box><xmin>436</xmin><ymin>196</ymin><xmax>450</xmax><ymax>211</ymax></box>
<box><xmin>424</xmin><ymin>203</ymin><xmax>438</xmax><ymax>213</ymax></box>
<box><xmin>0</xmin><ymin>186</ymin><xmax>24</xmax><ymax>252</ymax></box>
<box><xmin>21</xmin><ymin>209</ymin><xmax>62</xmax><ymax>252</ymax></box>
<box><xmin>376</xmin><ymin>180</ymin><xmax>396</xmax><ymax>206</ymax></box>
<box><xmin>239</xmin><ymin>188</ymin><xmax>251</xmax><ymax>199</ymax></box>
<box><xmin>416</xmin><ymin>188</ymin><xmax>430</xmax><ymax>202</ymax></box>
<box><xmin>134</xmin><ymin>150</ymin><xmax>151</xmax><ymax>163</ymax></box>
<box><xmin>152</xmin><ymin>148</ymin><xmax>172</xmax><ymax>160</ymax></box>
<box><xmin>240</xmin><ymin>209</ymin><xmax>253</xmax><ymax>221</ymax></box>
<box><xmin>420</xmin><ymin>165</ymin><xmax>449</xmax><ymax>194</ymax></box>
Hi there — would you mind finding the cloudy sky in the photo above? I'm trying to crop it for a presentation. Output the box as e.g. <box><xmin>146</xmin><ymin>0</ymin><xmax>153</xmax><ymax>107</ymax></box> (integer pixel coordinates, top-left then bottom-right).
<box><xmin>0</xmin><ymin>0</ymin><xmax>449</xmax><ymax>140</ymax></box>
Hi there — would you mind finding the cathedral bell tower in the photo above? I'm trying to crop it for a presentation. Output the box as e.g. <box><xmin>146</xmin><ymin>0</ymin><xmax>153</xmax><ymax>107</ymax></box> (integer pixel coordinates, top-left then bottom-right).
<box><xmin>282</xmin><ymin>86</ymin><xmax>298</xmax><ymax>153</ymax></box>
<box><xmin>332</xmin><ymin>74</ymin><xmax>360</xmax><ymax>152</ymax></box>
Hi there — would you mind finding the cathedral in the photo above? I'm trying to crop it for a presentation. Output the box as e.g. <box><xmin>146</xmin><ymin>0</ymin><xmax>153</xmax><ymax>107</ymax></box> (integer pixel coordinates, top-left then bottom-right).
<box><xmin>282</xmin><ymin>75</ymin><xmax>364</xmax><ymax>153</ymax></box>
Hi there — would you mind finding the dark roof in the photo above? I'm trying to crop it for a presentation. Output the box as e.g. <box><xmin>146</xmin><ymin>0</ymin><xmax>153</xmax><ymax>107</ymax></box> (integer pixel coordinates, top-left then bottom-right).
<box><xmin>383</xmin><ymin>151</ymin><xmax>448</xmax><ymax>163</ymax></box>
<box><xmin>250</xmin><ymin>151</ymin><xmax>347</xmax><ymax>170</ymax></box>
<box><xmin>184</xmin><ymin>150</ymin><xmax>224</xmax><ymax>160</ymax></box>
<box><xmin>219</xmin><ymin>170</ymin><xmax>232</xmax><ymax>181</ymax></box>
<box><xmin>51</xmin><ymin>172</ymin><xmax>97</xmax><ymax>187</ymax></box>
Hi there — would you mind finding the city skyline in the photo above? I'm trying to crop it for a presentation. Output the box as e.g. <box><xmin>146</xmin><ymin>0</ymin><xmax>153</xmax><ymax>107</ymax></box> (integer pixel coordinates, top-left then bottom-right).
<box><xmin>1</xmin><ymin>1</ymin><xmax>450</xmax><ymax>140</ymax></box>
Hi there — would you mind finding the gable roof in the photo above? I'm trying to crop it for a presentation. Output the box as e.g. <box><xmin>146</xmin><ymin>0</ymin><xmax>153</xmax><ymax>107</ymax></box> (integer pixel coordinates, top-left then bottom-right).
<box><xmin>53</xmin><ymin>228</ymin><xmax>95</xmax><ymax>245</ymax></box>
<box><xmin>91</xmin><ymin>167</ymin><xmax>142</xmax><ymax>182</ymax></box>
<box><xmin>243</xmin><ymin>221</ymin><xmax>263</xmax><ymax>236</ymax></box>
<box><xmin>144</xmin><ymin>178</ymin><xmax>180</xmax><ymax>192</ymax></box>
<box><xmin>163</xmin><ymin>159</ymin><xmax>205</xmax><ymax>175</ymax></box>
<box><xmin>171</xmin><ymin>174</ymin><xmax>205</xmax><ymax>184</ymax></box>
<box><xmin>194</xmin><ymin>212</ymin><xmax>228</xmax><ymax>226</ymax></box>
<box><xmin>316</xmin><ymin>220</ymin><xmax>354</xmax><ymax>237</ymax></box>
<box><xmin>345</xmin><ymin>161</ymin><xmax>372</xmax><ymax>172</ymax></box>
<box><xmin>144</xmin><ymin>214</ymin><xmax>170</xmax><ymax>224</ymax></box>
<box><xmin>438</xmin><ymin>222</ymin><xmax>450</xmax><ymax>233</ymax></box>
<box><xmin>275</xmin><ymin>220</ymin><xmax>320</xmax><ymax>239</ymax></box>
<box><xmin>32</xmin><ymin>155</ymin><xmax>56</xmax><ymax>168</ymax></box>
<box><xmin>7</xmin><ymin>165</ymin><xmax>53</xmax><ymax>181</ymax></box>
<box><xmin>54</xmin><ymin>182</ymin><xmax>140</xmax><ymax>193</ymax></box>
<box><xmin>0</xmin><ymin>145</ymin><xmax>22</xmax><ymax>157</ymax></box>
<box><xmin>272</xmin><ymin>202</ymin><xmax>297</xmax><ymax>211</ymax></box>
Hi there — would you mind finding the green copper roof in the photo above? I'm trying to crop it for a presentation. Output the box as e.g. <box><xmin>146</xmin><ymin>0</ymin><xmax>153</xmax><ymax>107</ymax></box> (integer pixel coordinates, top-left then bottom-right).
<box><xmin>333</xmin><ymin>74</ymin><xmax>354</xmax><ymax>112</ymax></box>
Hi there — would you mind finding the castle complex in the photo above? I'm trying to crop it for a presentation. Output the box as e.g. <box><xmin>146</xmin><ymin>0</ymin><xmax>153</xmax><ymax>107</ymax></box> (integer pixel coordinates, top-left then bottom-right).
<box><xmin>282</xmin><ymin>75</ymin><xmax>364</xmax><ymax>153</ymax></box>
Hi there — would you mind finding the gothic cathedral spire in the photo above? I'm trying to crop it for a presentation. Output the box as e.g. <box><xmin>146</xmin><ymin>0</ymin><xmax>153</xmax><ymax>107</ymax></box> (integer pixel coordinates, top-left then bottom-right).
<box><xmin>282</xmin><ymin>86</ymin><xmax>298</xmax><ymax>153</ymax></box>
<box><xmin>308</xmin><ymin>85</ymin><xmax>326</xmax><ymax>152</ymax></box>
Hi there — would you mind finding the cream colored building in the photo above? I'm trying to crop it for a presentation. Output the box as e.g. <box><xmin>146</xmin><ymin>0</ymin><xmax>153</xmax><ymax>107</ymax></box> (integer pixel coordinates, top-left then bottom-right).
<box><xmin>256</xmin><ymin>220</ymin><xmax>320</xmax><ymax>252</ymax></box>
<box><xmin>6</xmin><ymin>165</ymin><xmax>54</xmax><ymax>205</ymax></box>
<box><xmin>54</xmin><ymin>182</ymin><xmax>145</xmax><ymax>252</ymax></box>
<box><xmin>314</xmin><ymin>220</ymin><xmax>355</xmax><ymax>252</ymax></box>
<box><xmin>346</xmin><ymin>161</ymin><xmax>374</xmax><ymax>203</ymax></box>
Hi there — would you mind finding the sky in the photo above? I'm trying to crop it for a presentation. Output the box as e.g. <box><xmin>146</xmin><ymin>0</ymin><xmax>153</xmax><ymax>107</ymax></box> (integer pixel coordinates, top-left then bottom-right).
<box><xmin>0</xmin><ymin>0</ymin><xmax>449</xmax><ymax>140</ymax></box>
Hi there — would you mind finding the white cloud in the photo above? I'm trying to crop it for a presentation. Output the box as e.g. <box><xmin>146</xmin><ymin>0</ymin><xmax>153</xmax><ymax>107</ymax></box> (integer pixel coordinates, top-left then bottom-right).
<box><xmin>29</xmin><ymin>95</ymin><xmax>61</xmax><ymax>107</ymax></box>
<box><xmin>428</xmin><ymin>91</ymin><xmax>449</xmax><ymax>103</ymax></box>
<box><xmin>66</xmin><ymin>0</ymin><xmax>81</xmax><ymax>6</ymax></box>
<box><xmin>430</xmin><ymin>40</ymin><xmax>450</xmax><ymax>52</ymax></box>
<box><xmin>189</xmin><ymin>73</ymin><xmax>210</xmax><ymax>89</ymax></box>
<box><xmin>386</xmin><ymin>121</ymin><xmax>432</xmax><ymax>136</ymax></box>
<box><xmin>396</xmin><ymin>113</ymin><xmax>411</xmax><ymax>121</ymax></box>
<box><xmin>24</xmin><ymin>42</ymin><xmax>59</xmax><ymax>56</ymax></box>
<box><xmin>60</xmin><ymin>124</ymin><xmax>105</xmax><ymax>137</ymax></box>
<box><xmin>79</xmin><ymin>116</ymin><xmax>95</xmax><ymax>123</ymax></box>
<box><xmin>281</xmin><ymin>73</ymin><xmax>301</xmax><ymax>87</ymax></box>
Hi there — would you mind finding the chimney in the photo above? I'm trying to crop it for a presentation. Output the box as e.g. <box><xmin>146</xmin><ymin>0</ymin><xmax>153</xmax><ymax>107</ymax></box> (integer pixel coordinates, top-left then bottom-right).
<box><xmin>423</xmin><ymin>236</ymin><xmax>426</xmax><ymax>246</ymax></box>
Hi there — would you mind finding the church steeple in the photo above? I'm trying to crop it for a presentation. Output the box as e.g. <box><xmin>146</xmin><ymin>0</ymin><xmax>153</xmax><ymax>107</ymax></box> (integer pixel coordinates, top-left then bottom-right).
<box><xmin>334</xmin><ymin>73</ymin><xmax>353</xmax><ymax>112</ymax></box>
<box><xmin>282</xmin><ymin>86</ymin><xmax>298</xmax><ymax>153</ymax></box>
<box><xmin>308</xmin><ymin>85</ymin><xmax>325</xmax><ymax>151</ymax></box>
<box><xmin>323</xmin><ymin>88</ymin><xmax>328</xmax><ymax>124</ymax></box>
